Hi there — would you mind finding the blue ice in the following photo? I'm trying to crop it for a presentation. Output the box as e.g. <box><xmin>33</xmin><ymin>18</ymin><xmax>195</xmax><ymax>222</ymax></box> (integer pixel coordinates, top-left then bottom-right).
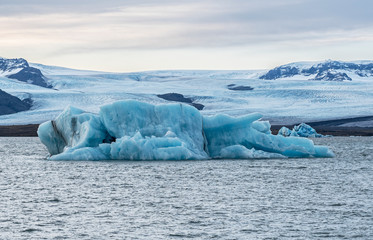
<box><xmin>38</xmin><ymin>100</ymin><xmax>335</xmax><ymax>160</ymax></box>
<box><xmin>278</xmin><ymin>123</ymin><xmax>326</xmax><ymax>138</ymax></box>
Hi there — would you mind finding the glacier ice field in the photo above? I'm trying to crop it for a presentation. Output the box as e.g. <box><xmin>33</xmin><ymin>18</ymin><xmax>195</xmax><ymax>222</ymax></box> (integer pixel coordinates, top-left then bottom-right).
<box><xmin>38</xmin><ymin>100</ymin><xmax>334</xmax><ymax>160</ymax></box>
<box><xmin>1</xmin><ymin>60</ymin><xmax>373</xmax><ymax>125</ymax></box>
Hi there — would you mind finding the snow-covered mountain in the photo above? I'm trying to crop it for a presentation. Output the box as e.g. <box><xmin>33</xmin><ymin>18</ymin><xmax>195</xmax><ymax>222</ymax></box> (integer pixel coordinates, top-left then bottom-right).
<box><xmin>260</xmin><ymin>60</ymin><xmax>373</xmax><ymax>81</ymax></box>
<box><xmin>0</xmin><ymin>58</ymin><xmax>372</xmax><ymax>126</ymax></box>
<box><xmin>0</xmin><ymin>57</ymin><xmax>28</xmax><ymax>73</ymax></box>
<box><xmin>0</xmin><ymin>57</ymin><xmax>51</xmax><ymax>88</ymax></box>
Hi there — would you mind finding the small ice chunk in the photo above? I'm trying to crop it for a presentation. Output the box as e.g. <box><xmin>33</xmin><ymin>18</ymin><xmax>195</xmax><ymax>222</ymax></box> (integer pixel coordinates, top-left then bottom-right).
<box><xmin>278</xmin><ymin>123</ymin><xmax>326</xmax><ymax>138</ymax></box>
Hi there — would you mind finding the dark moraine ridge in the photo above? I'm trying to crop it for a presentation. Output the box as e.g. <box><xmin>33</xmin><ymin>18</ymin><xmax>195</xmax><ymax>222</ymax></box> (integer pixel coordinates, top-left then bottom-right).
<box><xmin>157</xmin><ymin>93</ymin><xmax>204</xmax><ymax>110</ymax></box>
<box><xmin>305</xmin><ymin>116</ymin><xmax>373</xmax><ymax>127</ymax></box>
<box><xmin>227</xmin><ymin>84</ymin><xmax>254</xmax><ymax>91</ymax></box>
<box><xmin>0</xmin><ymin>124</ymin><xmax>39</xmax><ymax>137</ymax></box>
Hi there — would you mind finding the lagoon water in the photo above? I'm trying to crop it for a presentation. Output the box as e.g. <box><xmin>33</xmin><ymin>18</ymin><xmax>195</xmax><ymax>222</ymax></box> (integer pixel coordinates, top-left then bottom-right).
<box><xmin>0</xmin><ymin>137</ymin><xmax>372</xmax><ymax>239</ymax></box>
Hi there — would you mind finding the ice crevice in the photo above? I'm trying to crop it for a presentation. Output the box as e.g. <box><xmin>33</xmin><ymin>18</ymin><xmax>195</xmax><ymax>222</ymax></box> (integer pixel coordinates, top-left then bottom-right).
<box><xmin>37</xmin><ymin>100</ymin><xmax>335</xmax><ymax>160</ymax></box>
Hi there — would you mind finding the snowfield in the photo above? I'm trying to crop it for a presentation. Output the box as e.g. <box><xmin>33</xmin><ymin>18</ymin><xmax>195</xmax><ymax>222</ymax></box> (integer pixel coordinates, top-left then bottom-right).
<box><xmin>0</xmin><ymin>60</ymin><xmax>373</xmax><ymax>125</ymax></box>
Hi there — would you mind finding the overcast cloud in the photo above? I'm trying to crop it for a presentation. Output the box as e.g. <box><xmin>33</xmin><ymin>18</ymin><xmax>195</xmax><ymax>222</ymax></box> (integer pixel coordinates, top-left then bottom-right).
<box><xmin>0</xmin><ymin>0</ymin><xmax>372</xmax><ymax>71</ymax></box>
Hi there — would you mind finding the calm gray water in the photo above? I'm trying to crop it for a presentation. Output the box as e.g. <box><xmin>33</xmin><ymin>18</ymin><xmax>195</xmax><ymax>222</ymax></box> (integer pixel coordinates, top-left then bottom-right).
<box><xmin>0</xmin><ymin>137</ymin><xmax>372</xmax><ymax>240</ymax></box>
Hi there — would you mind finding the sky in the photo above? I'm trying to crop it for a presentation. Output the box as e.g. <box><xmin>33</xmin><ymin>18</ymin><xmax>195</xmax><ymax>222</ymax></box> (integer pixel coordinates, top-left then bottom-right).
<box><xmin>0</xmin><ymin>0</ymin><xmax>373</xmax><ymax>72</ymax></box>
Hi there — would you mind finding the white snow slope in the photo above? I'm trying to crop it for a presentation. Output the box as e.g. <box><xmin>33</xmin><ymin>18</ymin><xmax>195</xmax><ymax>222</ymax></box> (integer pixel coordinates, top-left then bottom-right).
<box><xmin>0</xmin><ymin>61</ymin><xmax>372</xmax><ymax>125</ymax></box>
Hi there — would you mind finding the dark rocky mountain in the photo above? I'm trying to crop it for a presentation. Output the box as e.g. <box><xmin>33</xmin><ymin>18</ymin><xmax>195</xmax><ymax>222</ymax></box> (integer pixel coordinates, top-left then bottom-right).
<box><xmin>260</xmin><ymin>66</ymin><xmax>300</xmax><ymax>80</ymax></box>
<box><xmin>8</xmin><ymin>67</ymin><xmax>52</xmax><ymax>88</ymax></box>
<box><xmin>0</xmin><ymin>57</ymin><xmax>51</xmax><ymax>88</ymax></box>
<box><xmin>0</xmin><ymin>89</ymin><xmax>32</xmax><ymax>115</ymax></box>
<box><xmin>313</xmin><ymin>71</ymin><xmax>351</xmax><ymax>81</ymax></box>
<box><xmin>260</xmin><ymin>60</ymin><xmax>373</xmax><ymax>81</ymax></box>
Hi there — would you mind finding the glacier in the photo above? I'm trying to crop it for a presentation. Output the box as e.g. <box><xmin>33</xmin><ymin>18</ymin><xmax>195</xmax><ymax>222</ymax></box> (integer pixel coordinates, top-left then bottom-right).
<box><xmin>1</xmin><ymin>59</ymin><xmax>373</xmax><ymax>126</ymax></box>
<box><xmin>37</xmin><ymin>100</ymin><xmax>334</xmax><ymax>160</ymax></box>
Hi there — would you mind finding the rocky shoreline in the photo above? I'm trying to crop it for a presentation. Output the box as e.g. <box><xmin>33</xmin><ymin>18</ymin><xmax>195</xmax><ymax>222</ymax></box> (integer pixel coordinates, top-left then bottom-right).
<box><xmin>0</xmin><ymin>124</ymin><xmax>39</xmax><ymax>137</ymax></box>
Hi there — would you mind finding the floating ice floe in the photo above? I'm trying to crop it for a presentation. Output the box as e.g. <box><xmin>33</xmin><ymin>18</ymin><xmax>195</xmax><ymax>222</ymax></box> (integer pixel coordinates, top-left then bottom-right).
<box><xmin>38</xmin><ymin>100</ymin><xmax>335</xmax><ymax>160</ymax></box>
<box><xmin>278</xmin><ymin>123</ymin><xmax>326</xmax><ymax>138</ymax></box>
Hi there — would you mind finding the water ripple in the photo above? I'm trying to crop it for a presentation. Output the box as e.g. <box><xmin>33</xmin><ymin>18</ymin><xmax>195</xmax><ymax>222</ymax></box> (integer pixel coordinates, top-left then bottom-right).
<box><xmin>0</xmin><ymin>137</ymin><xmax>372</xmax><ymax>239</ymax></box>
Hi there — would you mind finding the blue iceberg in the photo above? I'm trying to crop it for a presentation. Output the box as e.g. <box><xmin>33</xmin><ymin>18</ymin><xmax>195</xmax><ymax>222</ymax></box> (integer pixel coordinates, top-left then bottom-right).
<box><xmin>38</xmin><ymin>100</ymin><xmax>334</xmax><ymax>160</ymax></box>
<box><xmin>278</xmin><ymin>123</ymin><xmax>326</xmax><ymax>138</ymax></box>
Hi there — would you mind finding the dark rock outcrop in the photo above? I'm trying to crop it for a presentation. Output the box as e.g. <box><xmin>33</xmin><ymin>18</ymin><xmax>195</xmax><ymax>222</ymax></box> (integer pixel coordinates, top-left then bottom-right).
<box><xmin>157</xmin><ymin>93</ymin><xmax>205</xmax><ymax>110</ymax></box>
<box><xmin>8</xmin><ymin>67</ymin><xmax>52</xmax><ymax>88</ymax></box>
<box><xmin>260</xmin><ymin>66</ymin><xmax>300</xmax><ymax>80</ymax></box>
<box><xmin>227</xmin><ymin>84</ymin><xmax>254</xmax><ymax>91</ymax></box>
<box><xmin>313</xmin><ymin>71</ymin><xmax>351</xmax><ymax>81</ymax></box>
<box><xmin>0</xmin><ymin>89</ymin><xmax>32</xmax><ymax>115</ymax></box>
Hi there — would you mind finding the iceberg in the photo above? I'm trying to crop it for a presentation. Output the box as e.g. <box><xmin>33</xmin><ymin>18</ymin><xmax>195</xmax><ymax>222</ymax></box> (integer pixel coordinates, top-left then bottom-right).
<box><xmin>38</xmin><ymin>100</ymin><xmax>334</xmax><ymax>160</ymax></box>
<box><xmin>278</xmin><ymin>123</ymin><xmax>326</xmax><ymax>138</ymax></box>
